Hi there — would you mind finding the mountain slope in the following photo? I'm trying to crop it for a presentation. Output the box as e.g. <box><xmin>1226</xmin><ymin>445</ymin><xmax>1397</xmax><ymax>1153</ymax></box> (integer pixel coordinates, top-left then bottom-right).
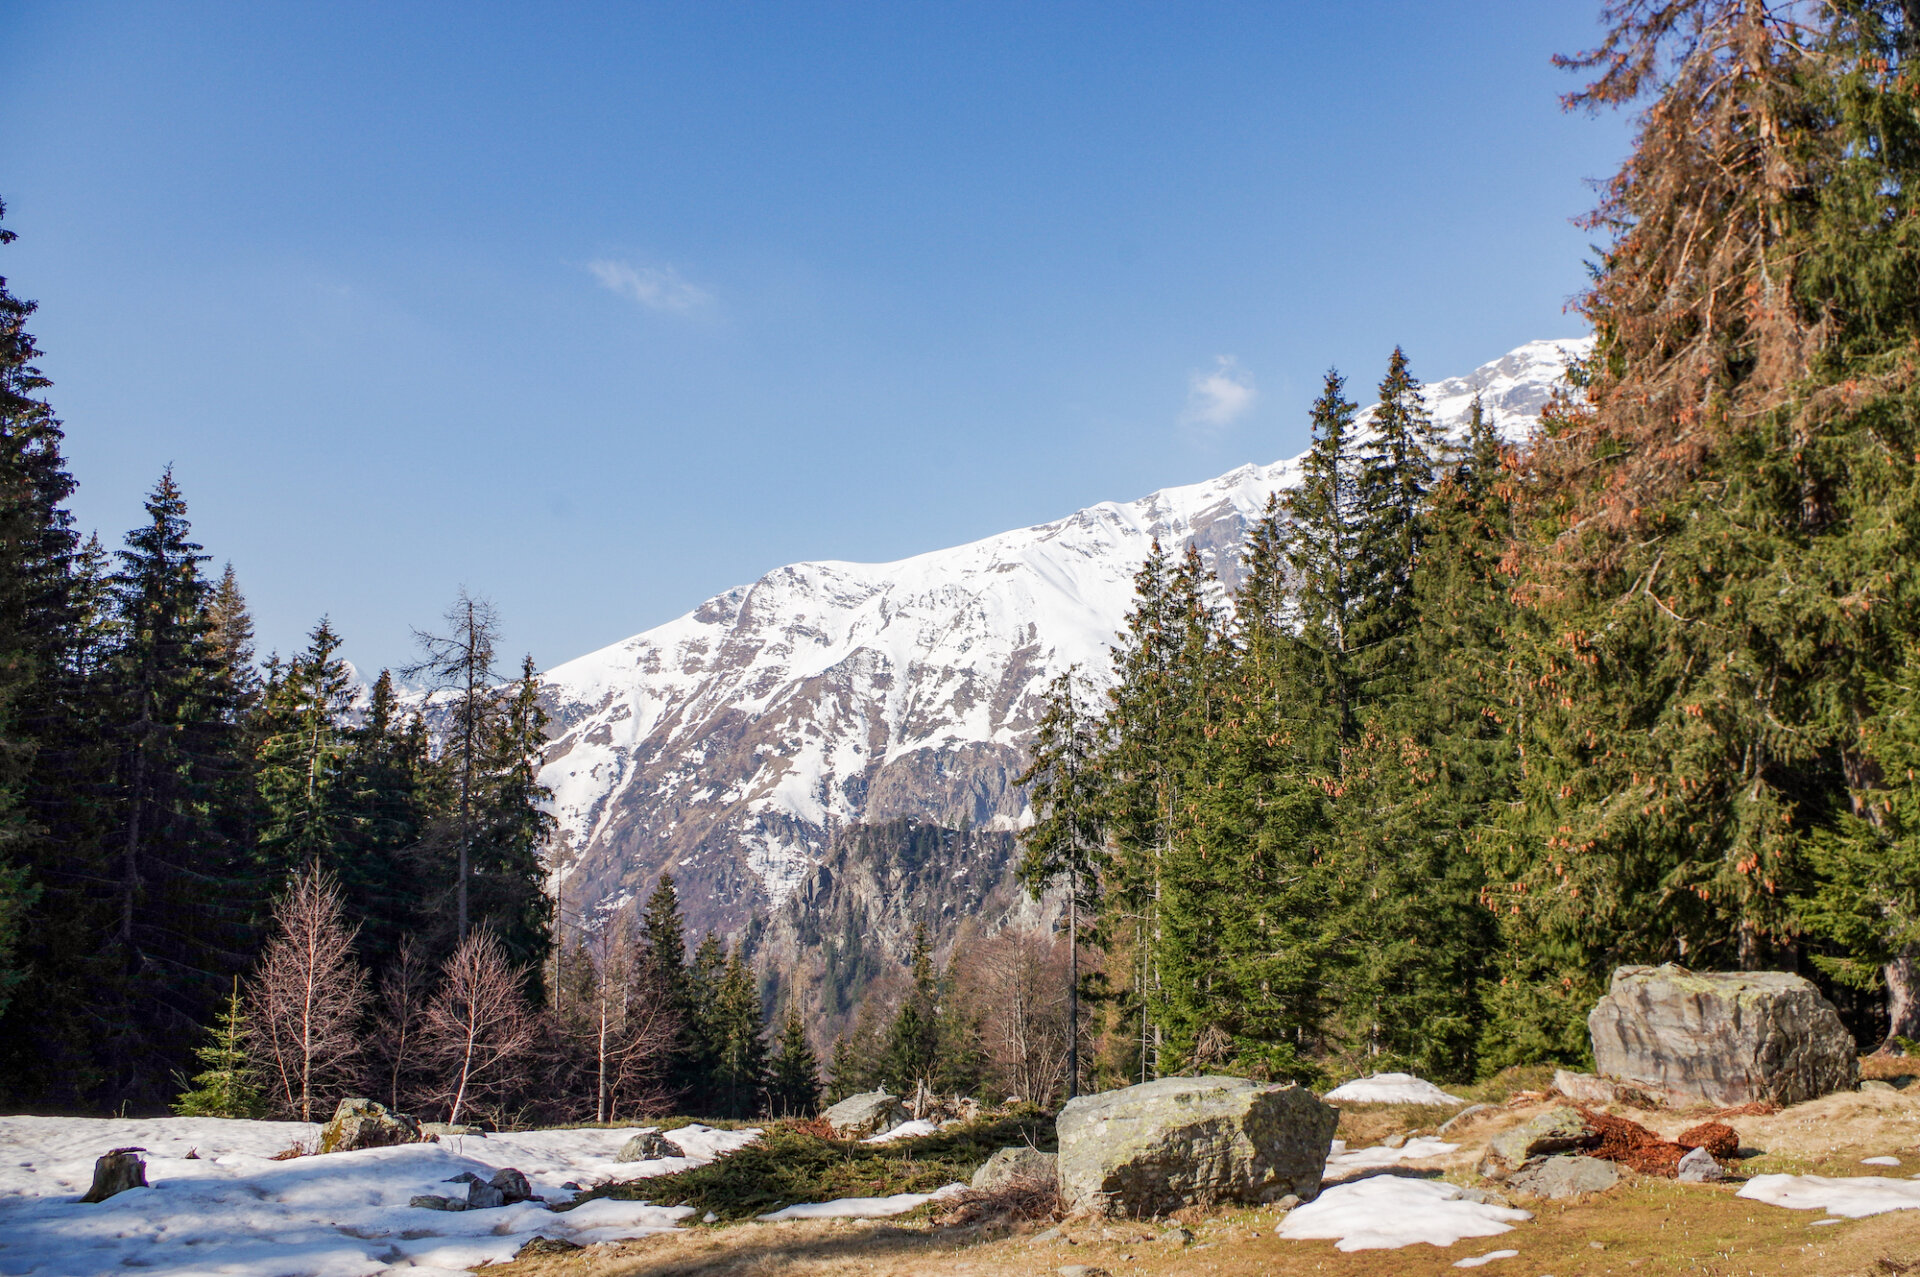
<box><xmin>541</xmin><ymin>338</ymin><xmax>1589</xmax><ymax>941</ymax></box>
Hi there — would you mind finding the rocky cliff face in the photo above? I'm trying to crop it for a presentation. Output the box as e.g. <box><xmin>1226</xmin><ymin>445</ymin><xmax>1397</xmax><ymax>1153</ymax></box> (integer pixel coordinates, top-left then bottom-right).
<box><xmin>539</xmin><ymin>338</ymin><xmax>1589</xmax><ymax>946</ymax></box>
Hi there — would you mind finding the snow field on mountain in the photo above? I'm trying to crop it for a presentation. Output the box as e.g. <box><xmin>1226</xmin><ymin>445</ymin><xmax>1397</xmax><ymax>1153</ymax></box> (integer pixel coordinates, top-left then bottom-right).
<box><xmin>0</xmin><ymin>1115</ymin><xmax>757</xmax><ymax>1277</ymax></box>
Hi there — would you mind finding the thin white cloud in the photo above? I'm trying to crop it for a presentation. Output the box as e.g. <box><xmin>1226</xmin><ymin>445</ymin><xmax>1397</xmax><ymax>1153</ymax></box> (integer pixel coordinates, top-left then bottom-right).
<box><xmin>1183</xmin><ymin>355</ymin><xmax>1256</xmax><ymax>431</ymax></box>
<box><xmin>587</xmin><ymin>258</ymin><xmax>714</xmax><ymax>314</ymax></box>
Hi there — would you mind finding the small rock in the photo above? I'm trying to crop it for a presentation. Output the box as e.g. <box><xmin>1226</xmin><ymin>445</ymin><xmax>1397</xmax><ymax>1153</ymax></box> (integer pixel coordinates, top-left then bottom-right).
<box><xmin>1861</xmin><ymin>1080</ymin><xmax>1898</xmax><ymax>1093</ymax></box>
<box><xmin>409</xmin><ymin>1194</ymin><xmax>466</xmax><ymax>1211</ymax></box>
<box><xmin>1438</xmin><ymin>1104</ymin><xmax>1492</xmax><ymax>1136</ymax></box>
<box><xmin>1677</xmin><ymin>1147</ymin><xmax>1723</xmax><ymax>1183</ymax></box>
<box><xmin>615</xmin><ymin>1129</ymin><xmax>687</xmax><ymax>1162</ymax></box>
<box><xmin>1160</xmin><ymin>1226</ymin><xmax>1195</xmax><ymax>1245</ymax></box>
<box><xmin>1554</xmin><ymin>1069</ymin><xmax>1621</xmax><ymax>1105</ymax></box>
<box><xmin>1058</xmin><ymin>1267</ymin><xmax>1112</xmax><ymax>1277</ymax></box>
<box><xmin>515</xmin><ymin>1237</ymin><xmax>584</xmax><ymax>1258</ymax></box>
<box><xmin>1030</xmin><ymin>1226</ymin><xmax>1063</xmax><ymax>1244</ymax></box>
<box><xmin>1383</xmin><ymin>1132</ymin><xmax>1408</xmax><ymax>1149</ymax></box>
<box><xmin>1455</xmin><ymin>1185</ymin><xmax>1515</xmax><ymax>1208</ymax></box>
<box><xmin>442</xmin><ymin>1171</ymin><xmax>482</xmax><ymax>1185</ymax></box>
<box><xmin>80</xmin><ymin>1148</ymin><xmax>148</xmax><ymax>1204</ymax></box>
<box><xmin>1272</xmin><ymin>1193</ymin><xmax>1301</xmax><ymax>1210</ymax></box>
<box><xmin>1482</xmin><ymin>1107</ymin><xmax>1597</xmax><ymax>1176</ymax></box>
<box><xmin>420</xmin><ymin>1122</ymin><xmax>485</xmax><ymax>1138</ymax></box>
<box><xmin>1506</xmin><ymin>1154</ymin><xmax>1621</xmax><ymax>1199</ymax></box>
<box><xmin>562</xmin><ymin>1181</ymin><xmax>582</xmax><ymax>1191</ymax></box>
<box><xmin>972</xmin><ymin>1146</ymin><xmax>1058</xmax><ymax>1191</ymax></box>
<box><xmin>489</xmin><ymin>1167</ymin><xmax>535</xmax><ymax>1204</ymax></box>
<box><xmin>466</xmin><ymin>1180</ymin><xmax>506</xmax><ymax>1210</ymax></box>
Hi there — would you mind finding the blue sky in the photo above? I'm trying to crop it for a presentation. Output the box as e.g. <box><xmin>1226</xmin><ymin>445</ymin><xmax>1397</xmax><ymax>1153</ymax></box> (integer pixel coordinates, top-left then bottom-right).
<box><xmin>1</xmin><ymin>1</ymin><xmax>1629</xmax><ymax>675</ymax></box>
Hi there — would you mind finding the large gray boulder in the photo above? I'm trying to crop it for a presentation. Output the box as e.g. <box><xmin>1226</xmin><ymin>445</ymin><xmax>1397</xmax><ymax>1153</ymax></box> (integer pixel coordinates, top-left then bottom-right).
<box><xmin>318</xmin><ymin>1098</ymin><xmax>422</xmax><ymax>1154</ymax></box>
<box><xmin>972</xmin><ymin>1145</ymin><xmax>1057</xmax><ymax>1191</ymax></box>
<box><xmin>822</xmin><ymin>1089</ymin><xmax>908</xmax><ymax>1139</ymax></box>
<box><xmin>1588</xmin><ymin>965</ymin><xmax>1858</xmax><ymax>1107</ymax></box>
<box><xmin>1055</xmin><ymin>1076</ymin><xmax>1338</xmax><ymax>1217</ymax></box>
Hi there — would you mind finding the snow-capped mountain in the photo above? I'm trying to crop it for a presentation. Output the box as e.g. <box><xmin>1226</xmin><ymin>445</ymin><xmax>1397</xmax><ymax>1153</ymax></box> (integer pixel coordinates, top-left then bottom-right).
<box><xmin>541</xmin><ymin>338</ymin><xmax>1589</xmax><ymax>940</ymax></box>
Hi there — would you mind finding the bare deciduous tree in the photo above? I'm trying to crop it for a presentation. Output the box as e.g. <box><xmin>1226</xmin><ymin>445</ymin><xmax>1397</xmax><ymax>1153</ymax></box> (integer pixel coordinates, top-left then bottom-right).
<box><xmin>370</xmin><ymin>937</ymin><xmax>431</xmax><ymax>1112</ymax></box>
<box><xmin>248</xmin><ymin>867</ymin><xmax>369</xmax><ymax>1122</ymax></box>
<box><xmin>420</xmin><ymin>930</ymin><xmax>538</xmax><ymax>1125</ymax></box>
<box><xmin>952</xmin><ymin>926</ymin><xmax>1075</xmax><ymax>1106</ymax></box>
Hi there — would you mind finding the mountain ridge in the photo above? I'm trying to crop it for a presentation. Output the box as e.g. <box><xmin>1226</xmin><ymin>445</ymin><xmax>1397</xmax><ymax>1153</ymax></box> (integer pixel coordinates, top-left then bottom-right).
<box><xmin>540</xmin><ymin>337</ymin><xmax>1591</xmax><ymax>942</ymax></box>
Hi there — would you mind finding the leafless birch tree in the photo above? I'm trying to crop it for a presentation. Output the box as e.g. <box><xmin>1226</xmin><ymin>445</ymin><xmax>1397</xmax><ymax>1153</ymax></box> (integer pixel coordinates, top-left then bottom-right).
<box><xmin>954</xmin><ymin>926</ymin><xmax>1073</xmax><ymax>1106</ymax></box>
<box><xmin>370</xmin><ymin>938</ymin><xmax>431</xmax><ymax>1112</ymax></box>
<box><xmin>420</xmin><ymin>930</ymin><xmax>538</xmax><ymax>1125</ymax></box>
<box><xmin>248</xmin><ymin>867</ymin><xmax>369</xmax><ymax>1122</ymax></box>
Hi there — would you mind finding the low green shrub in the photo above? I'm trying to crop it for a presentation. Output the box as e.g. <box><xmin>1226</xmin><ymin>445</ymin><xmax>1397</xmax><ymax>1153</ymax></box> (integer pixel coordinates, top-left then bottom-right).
<box><xmin>566</xmin><ymin>1108</ymin><xmax>1054</xmax><ymax>1224</ymax></box>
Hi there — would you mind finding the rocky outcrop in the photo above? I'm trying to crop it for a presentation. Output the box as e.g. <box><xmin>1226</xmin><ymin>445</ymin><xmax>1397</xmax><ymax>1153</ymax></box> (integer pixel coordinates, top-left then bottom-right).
<box><xmin>615</xmin><ymin>1130</ymin><xmax>686</xmax><ymax>1162</ymax></box>
<box><xmin>1055</xmin><ymin>1076</ymin><xmax>1338</xmax><ymax>1217</ymax></box>
<box><xmin>1588</xmin><ymin>965</ymin><xmax>1858</xmax><ymax>1107</ymax></box>
<box><xmin>318</xmin><ymin>1098</ymin><xmax>422</xmax><ymax>1154</ymax></box>
<box><xmin>972</xmin><ymin>1146</ymin><xmax>1057</xmax><ymax>1191</ymax></box>
<box><xmin>823</xmin><ymin>1090</ymin><xmax>908</xmax><ymax>1139</ymax></box>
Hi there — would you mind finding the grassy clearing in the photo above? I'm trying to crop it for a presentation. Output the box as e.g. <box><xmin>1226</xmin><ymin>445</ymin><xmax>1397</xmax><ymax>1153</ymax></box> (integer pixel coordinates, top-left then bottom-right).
<box><xmin>565</xmin><ymin>1108</ymin><xmax>1053</xmax><ymax>1223</ymax></box>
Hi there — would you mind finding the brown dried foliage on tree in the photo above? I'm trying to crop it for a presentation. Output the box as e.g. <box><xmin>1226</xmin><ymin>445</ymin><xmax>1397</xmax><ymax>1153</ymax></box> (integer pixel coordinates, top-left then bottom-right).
<box><xmin>949</xmin><ymin>925</ymin><xmax>1076</xmax><ymax>1106</ymax></box>
<box><xmin>1519</xmin><ymin>0</ymin><xmax>1843</xmax><ymax>574</ymax></box>
<box><xmin>248</xmin><ymin>868</ymin><xmax>369</xmax><ymax>1123</ymax></box>
<box><xmin>419</xmin><ymin>930</ymin><xmax>539</xmax><ymax>1126</ymax></box>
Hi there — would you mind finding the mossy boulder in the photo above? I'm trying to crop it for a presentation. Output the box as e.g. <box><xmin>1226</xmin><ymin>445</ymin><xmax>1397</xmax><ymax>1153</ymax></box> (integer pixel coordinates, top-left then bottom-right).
<box><xmin>1589</xmin><ymin>965</ymin><xmax>1858</xmax><ymax>1107</ymax></box>
<box><xmin>1056</xmin><ymin>1075</ymin><xmax>1337</xmax><ymax>1217</ymax></box>
<box><xmin>318</xmin><ymin>1098</ymin><xmax>422</xmax><ymax>1154</ymax></box>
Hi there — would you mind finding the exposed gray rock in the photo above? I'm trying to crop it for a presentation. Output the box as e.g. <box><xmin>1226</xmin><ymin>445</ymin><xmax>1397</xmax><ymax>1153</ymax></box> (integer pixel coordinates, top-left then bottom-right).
<box><xmin>1438</xmin><ymin>1104</ymin><xmax>1492</xmax><ymax>1136</ymax></box>
<box><xmin>1506</xmin><ymin>1155</ymin><xmax>1621</xmax><ymax>1199</ymax></box>
<box><xmin>823</xmin><ymin>1090</ymin><xmax>909</xmax><ymax>1139</ymax></box>
<box><xmin>973</xmin><ymin>1146</ymin><xmax>1058</xmax><ymax>1191</ymax></box>
<box><xmin>1055</xmin><ymin>1075</ymin><xmax>1338</xmax><ymax>1217</ymax></box>
<box><xmin>1552</xmin><ymin>1069</ymin><xmax>1662</xmax><ymax>1109</ymax></box>
<box><xmin>1481</xmin><ymin>1107</ymin><xmax>1597</xmax><ymax>1177</ymax></box>
<box><xmin>421</xmin><ymin>1122</ymin><xmax>485</xmax><ymax>1138</ymax></box>
<box><xmin>409</xmin><ymin>1194</ymin><xmax>466</xmax><ymax>1211</ymax></box>
<box><xmin>1860</xmin><ymin>1080</ymin><xmax>1898</xmax><ymax>1094</ymax></box>
<box><xmin>1676</xmin><ymin>1147</ymin><xmax>1723</xmax><ymax>1183</ymax></box>
<box><xmin>1057</xmin><ymin>1267</ymin><xmax>1112</xmax><ymax>1277</ymax></box>
<box><xmin>1455</xmin><ymin>1185</ymin><xmax>1515</xmax><ymax>1207</ymax></box>
<box><xmin>615</xmin><ymin>1129</ymin><xmax>687</xmax><ymax>1162</ymax></box>
<box><xmin>489</xmin><ymin>1167</ymin><xmax>535</xmax><ymax>1204</ymax></box>
<box><xmin>80</xmin><ymin>1148</ymin><xmax>148</xmax><ymax>1203</ymax></box>
<box><xmin>318</xmin><ymin>1098</ymin><xmax>422</xmax><ymax>1154</ymax></box>
<box><xmin>1589</xmin><ymin>965</ymin><xmax>1859</xmax><ymax>1107</ymax></box>
<box><xmin>466</xmin><ymin>1180</ymin><xmax>506</xmax><ymax>1210</ymax></box>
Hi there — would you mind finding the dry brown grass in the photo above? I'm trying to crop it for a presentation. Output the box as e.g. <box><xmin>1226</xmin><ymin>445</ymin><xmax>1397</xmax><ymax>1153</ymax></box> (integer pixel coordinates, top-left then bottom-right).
<box><xmin>490</xmin><ymin>1179</ymin><xmax>1920</xmax><ymax>1277</ymax></box>
<box><xmin>491</xmin><ymin>1081</ymin><xmax>1920</xmax><ymax>1277</ymax></box>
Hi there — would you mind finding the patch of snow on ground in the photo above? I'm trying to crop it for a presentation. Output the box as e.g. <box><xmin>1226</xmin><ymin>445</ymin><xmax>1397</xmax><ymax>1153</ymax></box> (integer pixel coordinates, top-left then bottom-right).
<box><xmin>1278</xmin><ymin>1176</ymin><xmax>1532</xmax><ymax>1251</ymax></box>
<box><xmin>0</xmin><ymin>1115</ymin><xmax>759</xmax><ymax>1277</ymax></box>
<box><xmin>1324</xmin><ymin>1137</ymin><xmax>1459</xmax><ymax>1177</ymax></box>
<box><xmin>1738</xmin><ymin>1173</ymin><xmax>1920</xmax><ymax>1219</ymax></box>
<box><xmin>758</xmin><ymin>1183</ymin><xmax>967</xmax><ymax>1221</ymax></box>
<box><xmin>1861</xmin><ymin>1156</ymin><xmax>1902</xmax><ymax>1167</ymax></box>
<box><xmin>861</xmin><ymin>1119</ymin><xmax>940</xmax><ymax>1144</ymax></box>
<box><xmin>1324</xmin><ymin>1073</ymin><xmax>1467</xmax><ymax>1106</ymax></box>
<box><xmin>1453</xmin><ymin>1248</ymin><xmax>1520</xmax><ymax>1268</ymax></box>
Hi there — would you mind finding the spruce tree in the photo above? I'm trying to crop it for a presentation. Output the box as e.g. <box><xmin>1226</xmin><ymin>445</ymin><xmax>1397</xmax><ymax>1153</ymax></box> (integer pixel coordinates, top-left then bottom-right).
<box><xmin>1014</xmin><ymin>667</ymin><xmax>1104</xmax><ymax>1098</ymax></box>
<box><xmin>254</xmin><ymin>619</ymin><xmax>357</xmax><ymax>880</ymax></box>
<box><xmin>100</xmin><ymin>471</ymin><xmax>251</xmax><ymax>1101</ymax></box>
<box><xmin>342</xmin><ymin>670</ymin><xmax>430</xmax><ymax>977</ymax></box>
<box><xmin>710</xmin><ymin>949</ymin><xmax>767</xmax><ymax>1118</ymax></box>
<box><xmin>766</xmin><ymin>1006</ymin><xmax>822</xmax><ymax>1117</ymax></box>
<box><xmin>882</xmin><ymin>924</ymin><xmax>943</xmax><ymax>1093</ymax></box>
<box><xmin>468</xmin><ymin>655</ymin><xmax>555</xmax><ymax>976</ymax></box>
<box><xmin>173</xmin><ymin>978</ymin><xmax>264</xmax><ymax>1118</ymax></box>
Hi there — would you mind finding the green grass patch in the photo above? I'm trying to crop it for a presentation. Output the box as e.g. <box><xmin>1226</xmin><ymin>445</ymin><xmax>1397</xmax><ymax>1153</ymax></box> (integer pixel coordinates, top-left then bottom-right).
<box><xmin>565</xmin><ymin>1108</ymin><xmax>1054</xmax><ymax>1224</ymax></box>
